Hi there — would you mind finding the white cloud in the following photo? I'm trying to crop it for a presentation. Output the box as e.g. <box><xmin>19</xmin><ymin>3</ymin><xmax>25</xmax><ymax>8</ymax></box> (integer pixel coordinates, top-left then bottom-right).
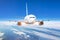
<box><xmin>42</xmin><ymin>21</ymin><xmax>60</xmax><ymax>29</ymax></box>
<box><xmin>12</xmin><ymin>28</ymin><xmax>30</xmax><ymax>39</ymax></box>
<box><xmin>13</xmin><ymin>31</ymin><xmax>25</xmax><ymax>35</ymax></box>
<box><xmin>0</xmin><ymin>32</ymin><xmax>4</xmax><ymax>37</ymax></box>
<box><xmin>12</xmin><ymin>28</ymin><xmax>26</xmax><ymax>36</ymax></box>
<box><xmin>0</xmin><ymin>21</ymin><xmax>17</xmax><ymax>26</ymax></box>
<box><xmin>0</xmin><ymin>32</ymin><xmax>4</xmax><ymax>40</ymax></box>
<box><xmin>0</xmin><ymin>38</ymin><xmax>3</xmax><ymax>40</ymax></box>
<box><xmin>32</xmin><ymin>31</ymin><xmax>60</xmax><ymax>40</ymax></box>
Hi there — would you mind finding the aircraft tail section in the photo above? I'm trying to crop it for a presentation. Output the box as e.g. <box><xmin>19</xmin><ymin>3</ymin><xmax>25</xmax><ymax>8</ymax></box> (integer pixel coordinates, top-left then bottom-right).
<box><xmin>26</xmin><ymin>2</ymin><xmax>28</xmax><ymax>16</ymax></box>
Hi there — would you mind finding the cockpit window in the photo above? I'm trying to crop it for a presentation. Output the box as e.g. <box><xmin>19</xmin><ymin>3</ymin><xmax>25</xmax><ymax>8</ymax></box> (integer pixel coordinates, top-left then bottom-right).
<box><xmin>30</xmin><ymin>17</ymin><xmax>35</xmax><ymax>18</ymax></box>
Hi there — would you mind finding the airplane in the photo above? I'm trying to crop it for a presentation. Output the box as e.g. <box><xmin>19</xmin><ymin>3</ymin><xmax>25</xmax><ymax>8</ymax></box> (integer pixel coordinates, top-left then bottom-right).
<box><xmin>17</xmin><ymin>3</ymin><xmax>44</xmax><ymax>26</ymax></box>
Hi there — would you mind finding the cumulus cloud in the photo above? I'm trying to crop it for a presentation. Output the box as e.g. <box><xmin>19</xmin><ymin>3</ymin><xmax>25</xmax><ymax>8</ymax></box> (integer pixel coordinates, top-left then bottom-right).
<box><xmin>0</xmin><ymin>32</ymin><xmax>4</xmax><ymax>37</ymax></box>
<box><xmin>42</xmin><ymin>21</ymin><xmax>60</xmax><ymax>29</ymax></box>
<box><xmin>0</xmin><ymin>32</ymin><xmax>4</xmax><ymax>40</ymax></box>
<box><xmin>13</xmin><ymin>31</ymin><xmax>25</xmax><ymax>35</ymax></box>
<box><xmin>12</xmin><ymin>28</ymin><xmax>30</xmax><ymax>39</ymax></box>
<box><xmin>11</xmin><ymin>28</ymin><xmax>25</xmax><ymax>35</ymax></box>
<box><xmin>0</xmin><ymin>21</ymin><xmax>17</xmax><ymax>26</ymax></box>
<box><xmin>32</xmin><ymin>31</ymin><xmax>60</xmax><ymax>40</ymax></box>
<box><xmin>0</xmin><ymin>38</ymin><xmax>3</xmax><ymax>40</ymax></box>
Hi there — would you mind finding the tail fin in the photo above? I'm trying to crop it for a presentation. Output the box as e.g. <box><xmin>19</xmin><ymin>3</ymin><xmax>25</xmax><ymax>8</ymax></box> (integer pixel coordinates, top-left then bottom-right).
<box><xmin>26</xmin><ymin>2</ymin><xmax>28</xmax><ymax>16</ymax></box>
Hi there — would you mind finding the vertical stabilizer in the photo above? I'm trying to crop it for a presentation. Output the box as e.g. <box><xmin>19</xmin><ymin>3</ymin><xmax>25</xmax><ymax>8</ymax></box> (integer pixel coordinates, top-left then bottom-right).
<box><xmin>26</xmin><ymin>2</ymin><xmax>28</xmax><ymax>16</ymax></box>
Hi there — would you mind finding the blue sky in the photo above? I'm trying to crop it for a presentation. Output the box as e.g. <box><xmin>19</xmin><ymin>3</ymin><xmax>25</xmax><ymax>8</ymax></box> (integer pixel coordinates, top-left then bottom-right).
<box><xmin>0</xmin><ymin>0</ymin><xmax>60</xmax><ymax>20</ymax></box>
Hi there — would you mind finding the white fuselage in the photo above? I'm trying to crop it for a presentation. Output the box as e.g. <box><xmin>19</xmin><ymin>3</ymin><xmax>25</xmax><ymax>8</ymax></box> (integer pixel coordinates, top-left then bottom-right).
<box><xmin>24</xmin><ymin>14</ymin><xmax>36</xmax><ymax>23</ymax></box>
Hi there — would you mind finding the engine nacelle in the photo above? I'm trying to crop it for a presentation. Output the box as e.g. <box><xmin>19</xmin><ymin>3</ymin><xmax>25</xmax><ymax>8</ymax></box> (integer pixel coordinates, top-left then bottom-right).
<box><xmin>17</xmin><ymin>22</ymin><xmax>22</xmax><ymax>26</ymax></box>
<box><xmin>39</xmin><ymin>21</ymin><xmax>44</xmax><ymax>25</ymax></box>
